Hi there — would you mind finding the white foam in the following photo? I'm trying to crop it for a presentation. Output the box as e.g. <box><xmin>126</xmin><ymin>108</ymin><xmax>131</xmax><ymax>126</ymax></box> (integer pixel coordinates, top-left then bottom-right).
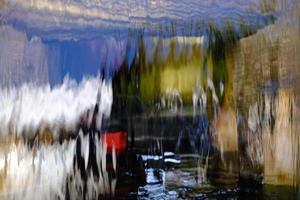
<box><xmin>0</xmin><ymin>75</ymin><xmax>112</xmax><ymax>138</ymax></box>
<box><xmin>0</xmin><ymin>140</ymin><xmax>76</xmax><ymax>200</ymax></box>
<box><xmin>0</xmin><ymin>74</ymin><xmax>116</xmax><ymax>199</ymax></box>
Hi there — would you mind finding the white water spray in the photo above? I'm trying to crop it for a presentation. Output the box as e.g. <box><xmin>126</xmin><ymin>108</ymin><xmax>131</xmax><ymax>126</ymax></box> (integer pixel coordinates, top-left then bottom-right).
<box><xmin>0</xmin><ymin>76</ymin><xmax>116</xmax><ymax>199</ymax></box>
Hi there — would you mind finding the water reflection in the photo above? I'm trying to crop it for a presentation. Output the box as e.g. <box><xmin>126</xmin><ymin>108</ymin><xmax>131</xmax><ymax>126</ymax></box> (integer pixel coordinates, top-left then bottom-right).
<box><xmin>0</xmin><ymin>0</ymin><xmax>300</xmax><ymax>199</ymax></box>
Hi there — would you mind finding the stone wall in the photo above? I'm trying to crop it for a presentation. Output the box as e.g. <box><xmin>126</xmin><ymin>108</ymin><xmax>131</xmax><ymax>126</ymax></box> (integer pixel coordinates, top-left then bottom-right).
<box><xmin>233</xmin><ymin>16</ymin><xmax>300</xmax><ymax>186</ymax></box>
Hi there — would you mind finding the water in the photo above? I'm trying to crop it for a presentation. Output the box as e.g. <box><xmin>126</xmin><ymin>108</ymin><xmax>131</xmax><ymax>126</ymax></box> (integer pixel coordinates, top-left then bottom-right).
<box><xmin>0</xmin><ymin>78</ymin><xmax>114</xmax><ymax>199</ymax></box>
<box><xmin>0</xmin><ymin>0</ymin><xmax>300</xmax><ymax>199</ymax></box>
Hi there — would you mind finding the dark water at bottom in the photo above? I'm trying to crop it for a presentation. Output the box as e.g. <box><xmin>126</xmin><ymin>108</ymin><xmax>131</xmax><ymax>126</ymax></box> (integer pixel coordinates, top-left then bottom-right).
<box><xmin>105</xmin><ymin>150</ymin><xmax>299</xmax><ymax>200</ymax></box>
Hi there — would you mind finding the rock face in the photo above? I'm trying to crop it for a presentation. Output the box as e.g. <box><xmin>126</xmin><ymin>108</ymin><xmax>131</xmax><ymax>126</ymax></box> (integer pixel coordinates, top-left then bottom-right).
<box><xmin>233</xmin><ymin>16</ymin><xmax>300</xmax><ymax>186</ymax></box>
<box><xmin>0</xmin><ymin>25</ymin><xmax>60</xmax><ymax>87</ymax></box>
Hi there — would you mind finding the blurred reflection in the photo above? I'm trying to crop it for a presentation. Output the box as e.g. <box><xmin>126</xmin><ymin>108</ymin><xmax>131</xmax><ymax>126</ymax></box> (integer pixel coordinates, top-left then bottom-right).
<box><xmin>0</xmin><ymin>0</ymin><xmax>299</xmax><ymax>199</ymax></box>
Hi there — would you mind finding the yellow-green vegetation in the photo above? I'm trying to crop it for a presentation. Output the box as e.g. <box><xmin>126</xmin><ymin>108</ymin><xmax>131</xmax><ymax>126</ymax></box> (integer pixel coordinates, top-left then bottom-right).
<box><xmin>114</xmin><ymin>34</ymin><xmax>205</xmax><ymax>105</ymax></box>
<box><xmin>139</xmin><ymin>36</ymin><xmax>204</xmax><ymax>104</ymax></box>
<box><xmin>113</xmin><ymin>22</ymin><xmax>244</xmax><ymax>114</ymax></box>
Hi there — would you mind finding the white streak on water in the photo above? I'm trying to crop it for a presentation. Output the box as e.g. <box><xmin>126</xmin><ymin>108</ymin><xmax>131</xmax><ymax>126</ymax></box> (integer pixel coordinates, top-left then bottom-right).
<box><xmin>79</xmin><ymin>129</ymin><xmax>89</xmax><ymax>170</ymax></box>
<box><xmin>0</xmin><ymin>76</ymin><xmax>103</xmax><ymax>137</ymax></box>
<box><xmin>0</xmin><ymin>76</ymin><xmax>116</xmax><ymax>199</ymax></box>
<box><xmin>0</xmin><ymin>140</ymin><xmax>76</xmax><ymax>200</ymax></box>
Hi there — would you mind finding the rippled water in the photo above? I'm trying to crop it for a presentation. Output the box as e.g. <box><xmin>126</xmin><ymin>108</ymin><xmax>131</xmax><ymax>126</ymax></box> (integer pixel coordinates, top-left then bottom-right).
<box><xmin>137</xmin><ymin>152</ymin><xmax>299</xmax><ymax>199</ymax></box>
<box><xmin>0</xmin><ymin>0</ymin><xmax>300</xmax><ymax>199</ymax></box>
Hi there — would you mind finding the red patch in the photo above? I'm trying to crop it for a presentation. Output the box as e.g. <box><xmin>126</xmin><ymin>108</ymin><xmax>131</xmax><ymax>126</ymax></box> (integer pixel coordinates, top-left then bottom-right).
<box><xmin>101</xmin><ymin>131</ymin><xmax>127</xmax><ymax>154</ymax></box>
